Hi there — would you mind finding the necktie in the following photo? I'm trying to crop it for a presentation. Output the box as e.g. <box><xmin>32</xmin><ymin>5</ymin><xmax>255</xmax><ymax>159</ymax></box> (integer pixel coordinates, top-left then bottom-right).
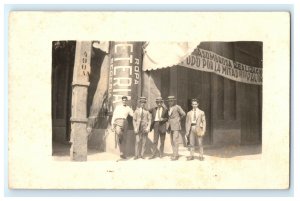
<box><xmin>141</xmin><ymin>108</ymin><xmax>144</xmax><ymax>119</ymax></box>
<box><xmin>158</xmin><ymin>107</ymin><xmax>161</xmax><ymax>121</ymax></box>
<box><xmin>193</xmin><ymin>109</ymin><xmax>196</xmax><ymax>121</ymax></box>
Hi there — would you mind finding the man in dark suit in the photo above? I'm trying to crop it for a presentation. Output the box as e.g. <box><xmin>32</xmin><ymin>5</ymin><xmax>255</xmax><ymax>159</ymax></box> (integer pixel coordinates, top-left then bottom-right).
<box><xmin>167</xmin><ymin>95</ymin><xmax>186</xmax><ymax>161</ymax></box>
<box><xmin>149</xmin><ymin>97</ymin><xmax>169</xmax><ymax>159</ymax></box>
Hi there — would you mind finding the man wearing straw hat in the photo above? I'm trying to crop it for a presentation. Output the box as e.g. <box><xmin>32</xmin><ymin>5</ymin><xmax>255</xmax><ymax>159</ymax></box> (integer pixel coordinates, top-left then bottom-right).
<box><xmin>133</xmin><ymin>97</ymin><xmax>152</xmax><ymax>160</ymax></box>
<box><xmin>149</xmin><ymin>97</ymin><xmax>169</xmax><ymax>159</ymax></box>
<box><xmin>166</xmin><ymin>95</ymin><xmax>186</xmax><ymax>161</ymax></box>
<box><xmin>111</xmin><ymin>96</ymin><xmax>134</xmax><ymax>159</ymax></box>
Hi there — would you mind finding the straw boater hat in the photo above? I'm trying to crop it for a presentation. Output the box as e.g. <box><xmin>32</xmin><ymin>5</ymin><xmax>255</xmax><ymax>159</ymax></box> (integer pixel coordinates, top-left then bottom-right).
<box><xmin>139</xmin><ymin>96</ymin><xmax>147</xmax><ymax>103</ymax></box>
<box><xmin>155</xmin><ymin>97</ymin><xmax>163</xmax><ymax>102</ymax></box>
<box><xmin>191</xmin><ymin>98</ymin><xmax>199</xmax><ymax>103</ymax></box>
<box><xmin>167</xmin><ymin>96</ymin><xmax>176</xmax><ymax>101</ymax></box>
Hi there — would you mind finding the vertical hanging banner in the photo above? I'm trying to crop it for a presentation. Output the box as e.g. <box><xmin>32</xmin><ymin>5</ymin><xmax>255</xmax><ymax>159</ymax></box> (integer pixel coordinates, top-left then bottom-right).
<box><xmin>107</xmin><ymin>42</ymin><xmax>143</xmax><ymax>114</ymax></box>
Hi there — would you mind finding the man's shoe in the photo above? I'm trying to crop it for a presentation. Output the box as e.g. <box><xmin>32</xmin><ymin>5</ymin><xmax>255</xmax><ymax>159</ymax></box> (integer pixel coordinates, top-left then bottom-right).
<box><xmin>140</xmin><ymin>156</ymin><xmax>145</xmax><ymax>159</ymax></box>
<box><xmin>171</xmin><ymin>156</ymin><xmax>179</xmax><ymax>161</ymax></box>
<box><xmin>159</xmin><ymin>153</ymin><xmax>163</xmax><ymax>158</ymax></box>
<box><xmin>187</xmin><ymin>156</ymin><xmax>194</xmax><ymax>161</ymax></box>
<box><xmin>133</xmin><ymin>156</ymin><xmax>138</xmax><ymax>160</ymax></box>
<box><xmin>120</xmin><ymin>155</ymin><xmax>127</xmax><ymax>159</ymax></box>
<box><xmin>199</xmin><ymin>156</ymin><xmax>204</xmax><ymax>161</ymax></box>
<box><xmin>149</xmin><ymin>155</ymin><xmax>156</xmax><ymax>159</ymax></box>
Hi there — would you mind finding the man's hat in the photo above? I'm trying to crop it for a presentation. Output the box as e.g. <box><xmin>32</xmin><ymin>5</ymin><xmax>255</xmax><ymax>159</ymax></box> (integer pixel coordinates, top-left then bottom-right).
<box><xmin>139</xmin><ymin>96</ymin><xmax>147</xmax><ymax>103</ymax></box>
<box><xmin>121</xmin><ymin>96</ymin><xmax>128</xmax><ymax>100</ymax></box>
<box><xmin>155</xmin><ymin>97</ymin><xmax>163</xmax><ymax>102</ymax></box>
<box><xmin>167</xmin><ymin>96</ymin><xmax>176</xmax><ymax>101</ymax></box>
<box><xmin>191</xmin><ymin>98</ymin><xmax>199</xmax><ymax>103</ymax></box>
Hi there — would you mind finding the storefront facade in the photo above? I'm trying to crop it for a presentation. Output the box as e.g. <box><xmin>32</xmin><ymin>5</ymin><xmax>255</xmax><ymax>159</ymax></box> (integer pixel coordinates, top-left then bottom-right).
<box><xmin>52</xmin><ymin>41</ymin><xmax>262</xmax><ymax>159</ymax></box>
<box><xmin>142</xmin><ymin>42</ymin><xmax>262</xmax><ymax>146</ymax></box>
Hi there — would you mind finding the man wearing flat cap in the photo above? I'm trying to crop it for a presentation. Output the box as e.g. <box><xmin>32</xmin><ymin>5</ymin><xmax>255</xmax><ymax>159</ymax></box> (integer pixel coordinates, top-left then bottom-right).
<box><xmin>132</xmin><ymin>97</ymin><xmax>152</xmax><ymax>160</ymax></box>
<box><xmin>149</xmin><ymin>97</ymin><xmax>169</xmax><ymax>159</ymax></box>
<box><xmin>167</xmin><ymin>95</ymin><xmax>186</xmax><ymax>161</ymax></box>
<box><xmin>111</xmin><ymin>96</ymin><xmax>134</xmax><ymax>159</ymax></box>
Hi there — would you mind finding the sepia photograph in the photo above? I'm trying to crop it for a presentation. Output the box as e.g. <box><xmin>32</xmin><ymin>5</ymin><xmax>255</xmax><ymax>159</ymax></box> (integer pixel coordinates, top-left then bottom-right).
<box><xmin>8</xmin><ymin>12</ymin><xmax>290</xmax><ymax>189</ymax></box>
<box><xmin>51</xmin><ymin>41</ymin><xmax>263</xmax><ymax>162</ymax></box>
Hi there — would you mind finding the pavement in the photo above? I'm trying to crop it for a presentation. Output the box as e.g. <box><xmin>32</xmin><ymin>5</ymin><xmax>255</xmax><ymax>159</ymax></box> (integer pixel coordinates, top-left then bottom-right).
<box><xmin>51</xmin><ymin>142</ymin><xmax>267</xmax><ymax>189</ymax></box>
<box><xmin>52</xmin><ymin>142</ymin><xmax>262</xmax><ymax>161</ymax></box>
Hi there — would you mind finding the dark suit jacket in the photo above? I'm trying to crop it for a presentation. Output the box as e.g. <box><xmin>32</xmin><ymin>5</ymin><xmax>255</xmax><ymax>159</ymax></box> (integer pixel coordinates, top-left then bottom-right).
<box><xmin>149</xmin><ymin>106</ymin><xmax>168</xmax><ymax>133</ymax></box>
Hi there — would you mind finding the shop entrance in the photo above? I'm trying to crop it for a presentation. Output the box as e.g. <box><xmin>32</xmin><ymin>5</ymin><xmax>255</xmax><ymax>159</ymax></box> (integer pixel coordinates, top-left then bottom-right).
<box><xmin>149</xmin><ymin>66</ymin><xmax>261</xmax><ymax>146</ymax></box>
<box><xmin>52</xmin><ymin>41</ymin><xmax>76</xmax><ymax>144</ymax></box>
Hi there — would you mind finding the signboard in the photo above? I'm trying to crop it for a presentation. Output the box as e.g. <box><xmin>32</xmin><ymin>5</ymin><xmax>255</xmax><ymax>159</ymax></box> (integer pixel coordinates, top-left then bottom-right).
<box><xmin>107</xmin><ymin>42</ymin><xmax>143</xmax><ymax>113</ymax></box>
<box><xmin>180</xmin><ymin>48</ymin><xmax>262</xmax><ymax>85</ymax></box>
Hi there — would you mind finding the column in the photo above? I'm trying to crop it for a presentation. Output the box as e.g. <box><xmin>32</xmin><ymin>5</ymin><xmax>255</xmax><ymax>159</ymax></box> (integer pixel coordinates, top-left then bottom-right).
<box><xmin>70</xmin><ymin>41</ymin><xmax>92</xmax><ymax>161</ymax></box>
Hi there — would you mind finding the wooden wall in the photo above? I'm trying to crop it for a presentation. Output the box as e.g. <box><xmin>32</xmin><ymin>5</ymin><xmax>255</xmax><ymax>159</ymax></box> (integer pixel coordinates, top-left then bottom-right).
<box><xmin>234</xmin><ymin>42</ymin><xmax>263</xmax><ymax>145</ymax></box>
<box><xmin>164</xmin><ymin>42</ymin><xmax>263</xmax><ymax>146</ymax></box>
<box><xmin>199</xmin><ymin>42</ymin><xmax>262</xmax><ymax>145</ymax></box>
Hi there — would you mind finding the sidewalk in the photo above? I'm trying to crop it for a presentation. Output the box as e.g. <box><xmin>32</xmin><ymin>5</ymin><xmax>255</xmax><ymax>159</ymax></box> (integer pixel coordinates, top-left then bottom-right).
<box><xmin>52</xmin><ymin>142</ymin><xmax>261</xmax><ymax>161</ymax></box>
<box><xmin>51</xmin><ymin>141</ymin><xmax>270</xmax><ymax>189</ymax></box>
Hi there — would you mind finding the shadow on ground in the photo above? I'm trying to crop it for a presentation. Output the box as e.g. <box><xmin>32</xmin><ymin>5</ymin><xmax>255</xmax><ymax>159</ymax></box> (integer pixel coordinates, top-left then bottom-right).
<box><xmin>203</xmin><ymin>144</ymin><xmax>262</xmax><ymax>158</ymax></box>
<box><xmin>52</xmin><ymin>141</ymin><xmax>261</xmax><ymax>160</ymax></box>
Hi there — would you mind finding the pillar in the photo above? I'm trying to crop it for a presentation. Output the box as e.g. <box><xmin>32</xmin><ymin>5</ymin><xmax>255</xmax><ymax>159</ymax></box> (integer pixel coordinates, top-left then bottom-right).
<box><xmin>70</xmin><ymin>41</ymin><xmax>92</xmax><ymax>161</ymax></box>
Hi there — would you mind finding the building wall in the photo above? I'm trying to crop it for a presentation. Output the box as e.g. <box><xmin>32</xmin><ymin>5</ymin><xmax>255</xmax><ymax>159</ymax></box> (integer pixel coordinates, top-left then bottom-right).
<box><xmin>142</xmin><ymin>42</ymin><xmax>262</xmax><ymax>146</ymax></box>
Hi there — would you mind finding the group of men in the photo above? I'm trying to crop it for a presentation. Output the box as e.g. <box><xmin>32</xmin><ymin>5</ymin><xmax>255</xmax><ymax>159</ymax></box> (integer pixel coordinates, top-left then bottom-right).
<box><xmin>110</xmin><ymin>95</ymin><xmax>206</xmax><ymax>161</ymax></box>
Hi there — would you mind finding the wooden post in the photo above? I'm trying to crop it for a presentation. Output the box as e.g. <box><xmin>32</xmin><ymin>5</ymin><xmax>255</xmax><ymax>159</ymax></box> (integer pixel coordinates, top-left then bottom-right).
<box><xmin>169</xmin><ymin>66</ymin><xmax>178</xmax><ymax>97</ymax></box>
<box><xmin>70</xmin><ymin>41</ymin><xmax>92</xmax><ymax>161</ymax></box>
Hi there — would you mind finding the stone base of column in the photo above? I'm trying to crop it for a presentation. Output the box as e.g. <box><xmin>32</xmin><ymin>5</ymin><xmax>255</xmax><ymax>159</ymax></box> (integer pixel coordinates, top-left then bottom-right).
<box><xmin>70</xmin><ymin>121</ymin><xmax>88</xmax><ymax>161</ymax></box>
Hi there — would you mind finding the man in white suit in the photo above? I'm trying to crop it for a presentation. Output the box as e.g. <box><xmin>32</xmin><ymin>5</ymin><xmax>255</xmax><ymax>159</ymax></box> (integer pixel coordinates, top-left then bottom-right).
<box><xmin>133</xmin><ymin>97</ymin><xmax>152</xmax><ymax>160</ymax></box>
<box><xmin>185</xmin><ymin>98</ymin><xmax>206</xmax><ymax>161</ymax></box>
<box><xmin>111</xmin><ymin>96</ymin><xmax>134</xmax><ymax>159</ymax></box>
